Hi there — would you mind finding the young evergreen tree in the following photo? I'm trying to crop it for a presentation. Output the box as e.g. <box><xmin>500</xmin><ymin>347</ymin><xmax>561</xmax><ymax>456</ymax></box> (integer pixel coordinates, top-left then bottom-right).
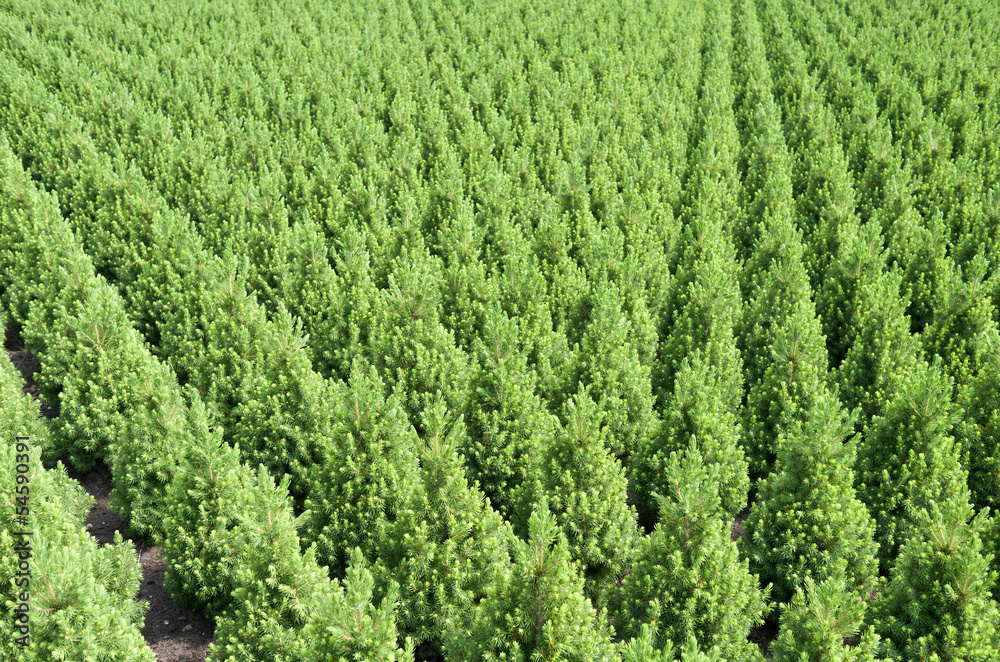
<box><xmin>955</xmin><ymin>332</ymin><xmax>1000</xmax><ymax>516</ymax></box>
<box><xmin>855</xmin><ymin>354</ymin><xmax>966</xmax><ymax>570</ymax></box>
<box><xmin>325</xmin><ymin>224</ymin><xmax>383</xmax><ymax>380</ymax></box>
<box><xmin>0</xmin><ymin>347</ymin><xmax>152</xmax><ymax>662</ymax></box>
<box><xmin>741</xmin><ymin>298</ymin><xmax>830</xmax><ymax>481</ymax></box>
<box><xmin>738</xmin><ymin>209</ymin><xmax>812</xmax><ymax>391</ymax></box>
<box><xmin>771</xmin><ymin>568</ymin><xmax>882</xmax><ymax>662</ymax></box>
<box><xmin>208</xmin><ymin>464</ymin><xmax>333</xmax><ymax>662</ymax></box>
<box><xmin>742</xmin><ymin>389</ymin><xmax>878</xmax><ymax>606</ymax></box>
<box><xmin>815</xmin><ymin>221</ymin><xmax>887</xmax><ymax>369</ymax></box>
<box><xmin>512</xmin><ymin>387</ymin><xmax>640</xmax><ymax>609</ymax></box>
<box><xmin>614</xmin><ymin>445</ymin><xmax>769</xmax><ymax>661</ymax></box>
<box><xmin>631</xmin><ymin>351</ymin><xmax>748</xmax><ymax>525</ymax></box>
<box><xmin>302</xmin><ymin>360</ymin><xmax>419</xmax><ymax>577</ymax></box>
<box><xmin>562</xmin><ymin>280</ymin><xmax>657</xmax><ymax>461</ymax></box>
<box><xmin>161</xmin><ymin>397</ymin><xmax>247</xmax><ymax>618</ymax></box>
<box><xmin>268</xmin><ymin>216</ymin><xmax>365</xmax><ymax>382</ymax></box>
<box><xmin>486</xmin><ymin>217</ymin><xmax>571</xmax><ymax>404</ymax></box>
<box><xmin>835</xmin><ymin>267</ymin><xmax>922</xmax><ymax>425</ymax></box>
<box><xmin>371</xmin><ymin>395</ymin><xmax>511</xmax><ymax>646</ymax></box>
<box><xmin>462</xmin><ymin>307</ymin><xmax>556</xmax><ymax>519</ymax></box>
<box><xmin>443</xmin><ymin>501</ymin><xmax>619</xmax><ymax>662</ymax></box>
<box><xmin>871</xmin><ymin>493</ymin><xmax>1000</xmax><ymax>661</ymax></box>
<box><xmin>293</xmin><ymin>548</ymin><xmax>415</xmax><ymax>662</ymax></box>
<box><xmin>653</xmin><ymin>216</ymin><xmax>743</xmax><ymax>415</ymax></box>
<box><xmin>885</xmin><ymin>207</ymin><xmax>951</xmax><ymax>335</ymax></box>
<box><xmin>436</xmin><ymin>201</ymin><xmax>493</xmax><ymax>352</ymax></box>
<box><xmin>921</xmin><ymin>253</ymin><xmax>999</xmax><ymax>390</ymax></box>
<box><xmin>369</xmin><ymin>245</ymin><xmax>472</xmax><ymax>427</ymax></box>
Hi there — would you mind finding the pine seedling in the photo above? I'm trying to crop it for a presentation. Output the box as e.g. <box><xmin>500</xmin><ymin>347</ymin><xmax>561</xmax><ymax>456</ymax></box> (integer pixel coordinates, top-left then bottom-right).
<box><xmin>871</xmin><ymin>493</ymin><xmax>1000</xmax><ymax>661</ymax></box>
<box><xmin>513</xmin><ymin>387</ymin><xmax>640</xmax><ymax>609</ymax></box>
<box><xmin>743</xmin><ymin>389</ymin><xmax>878</xmax><ymax>606</ymax></box>
<box><xmin>443</xmin><ymin>500</ymin><xmax>618</xmax><ymax>662</ymax></box>
<box><xmin>614</xmin><ymin>444</ymin><xmax>769</xmax><ymax>661</ymax></box>
<box><xmin>771</xmin><ymin>567</ymin><xmax>882</xmax><ymax>662</ymax></box>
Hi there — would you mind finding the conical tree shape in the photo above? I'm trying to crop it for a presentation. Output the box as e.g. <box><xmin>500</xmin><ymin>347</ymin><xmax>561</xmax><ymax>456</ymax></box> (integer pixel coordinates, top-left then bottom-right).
<box><xmin>835</xmin><ymin>267</ymin><xmax>920</xmax><ymax>424</ymax></box>
<box><xmin>631</xmin><ymin>350</ymin><xmax>749</xmax><ymax>525</ymax></box>
<box><xmin>302</xmin><ymin>360</ymin><xmax>419</xmax><ymax>576</ymax></box>
<box><xmin>920</xmin><ymin>253</ymin><xmax>999</xmax><ymax>390</ymax></box>
<box><xmin>161</xmin><ymin>397</ymin><xmax>248</xmax><ymax>618</ymax></box>
<box><xmin>742</xmin><ymin>298</ymin><xmax>830</xmax><ymax>481</ymax></box>
<box><xmin>513</xmin><ymin>387</ymin><xmax>640</xmax><ymax>608</ymax></box>
<box><xmin>443</xmin><ymin>501</ymin><xmax>619</xmax><ymax>662</ymax></box>
<box><xmin>885</xmin><ymin>207</ymin><xmax>951</xmax><ymax>336</ymax></box>
<box><xmin>771</xmin><ymin>567</ymin><xmax>882</xmax><ymax>662</ymax></box>
<box><xmin>614</xmin><ymin>444</ymin><xmax>769</xmax><ymax>661</ymax></box>
<box><xmin>855</xmin><ymin>357</ymin><xmax>966</xmax><ymax>571</ymax></box>
<box><xmin>738</xmin><ymin>210</ymin><xmax>811</xmax><ymax>393</ymax></box>
<box><xmin>563</xmin><ymin>280</ymin><xmax>657</xmax><ymax>460</ymax></box>
<box><xmin>815</xmin><ymin>221</ymin><xmax>886</xmax><ymax>370</ymax></box>
<box><xmin>654</xmin><ymin>216</ymin><xmax>743</xmax><ymax>414</ymax></box>
<box><xmin>372</xmin><ymin>395</ymin><xmax>511</xmax><ymax>646</ymax></box>
<box><xmin>370</xmin><ymin>245</ymin><xmax>472</xmax><ymax>426</ymax></box>
<box><xmin>743</xmin><ymin>389</ymin><xmax>878</xmax><ymax>606</ymax></box>
<box><xmin>294</xmin><ymin>548</ymin><xmax>414</xmax><ymax>662</ymax></box>
<box><xmin>463</xmin><ymin>307</ymin><xmax>556</xmax><ymax>519</ymax></box>
<box><xmin>871</xmin><ymin>493</ymin><xmax>1000</xmax><ymax>661</ymax></box>
<box><xmin>955</xmin><ymin>331</ymin><xmax>1000</xmax><ymax>516</ymax></box>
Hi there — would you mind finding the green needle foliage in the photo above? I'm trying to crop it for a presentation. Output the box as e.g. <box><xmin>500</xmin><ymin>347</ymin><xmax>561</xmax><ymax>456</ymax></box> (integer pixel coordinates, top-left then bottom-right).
<box><xmin>771</xmin><ymin>568</ymin><xmax>882</xmax><ymax>662</ymax></box>
<box><xmin>835</xmin><ymin>267</ymin><xmax>921</xmax><ymax>424</ymax></box>
<box><xmin>613</xmin><ymin>445</ymin><xmax>769</xmax><ymax>661</ymax></box>
<box><xmin>0</xmin><ymin>347</ymin><xmax>152</xmax><ymax>662</ymax></box>
<box><xmin>302</xmin><ymin>361</ymin><xmax>419</xmax><ymax>577</ymax></box>
<box><xmin>955</xmin><ymin>333</ymin><xmax>1000</xmax><ymax>517</ymax></box>
<box><xmin>369</xmin><ymin>246</ymin><xmax>472</xmax><ymax>426</ymax></box>
<box><xmin>886</xmin><ymin>207</ymin><xmax>950</xmax><ymax>335</ymax></box>
<box><xmin>870</xmin><ymin>493</ymin><xmax>1000</xmax><ymax>661</ymax></box>
<box><xmin>562</xmin><ymin>280</ymin><xmax>657</xmax><ymax>461</ymax></box>
<box><xmin>742</xmin><ymin>298</ymin><xmax>831</xmax><ymax>481</ymax></box>
<box><xmin>738</xmin><ymin>214</ymin><xmax>812</xmax><ymax>395</ymax></box>
<box><xmin>855</xmin><ymin>356</ymin><xmax>966</xmax><ymax>571</ymax></box>
<box><xmin>462</xmin><ymin>307</ymin><xmax>556</xmax><ymax>519</ymax></box>
<box><xmin>920</xmin><ymin>253</ymin><xmax>999</xmax><ymax>390</ymax></box>
<box><xmin>620</xmin><ymin>629</ymin><xmax>729</xmax><ymax>662</ymax></box>
<box><xmin>631</xmin><ymin>351</ymin><xmax>749</xmax><ymax>525</ymax></box>
<box><xmin>654</xmin><ymin>216</ymin><xmax>744</xmax><ymax>415</ymax></box>
<box><xmin>294</xmin><ymin>548</ymin><xmax>415</xmax><ymax>662</ymax></box>
<box><xmin>161</xmin><ymin>399</ymin><xmax>248</xmax><ymax>619</ymax></box>
<box><xmin>443</xmin><ymin>501</ymin><xmax>619</xmax><ymax>662</ymax></box>
<box><xmin>815</xmin><ymin>221</ymin><xmax>887</xmax><ymax>370</ymax></box>
<box><xmin>513</xmin><ymin>387</ymin><xmax>640</xmax><ymax>609</ymax></box>
<box><xmin>372</xmin><ymin>396</ymin><xmax>511</xmax><ymax>646</ymax></box>
<box><xmin>743</xmin><ymin>389</ymin><xmax>878</xmax><ymax>606</ymax></box>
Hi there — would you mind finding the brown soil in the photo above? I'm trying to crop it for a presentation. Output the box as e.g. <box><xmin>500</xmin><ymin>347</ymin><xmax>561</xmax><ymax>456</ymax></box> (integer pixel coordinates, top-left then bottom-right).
<box><xmin>6</xmin><ymin>323</ymin><xmax>214</xmax><ymax>661</ymax></box>
<box><xmin>5</xmin><ymin>323</ymin><xmax>56</xmax><ymax>418</ymax></box>
<box><xmin>63</xmin><ymin>461</ymin><xmax>215</xmax><ymax>662</ymax></box>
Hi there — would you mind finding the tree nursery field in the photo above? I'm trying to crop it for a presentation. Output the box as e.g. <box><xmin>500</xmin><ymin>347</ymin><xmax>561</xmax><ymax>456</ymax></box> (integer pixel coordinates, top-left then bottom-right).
<box><xmin>2</xmin><ymin>0</ymin><xmax>1000</xmax><ymax>659</ymax></box>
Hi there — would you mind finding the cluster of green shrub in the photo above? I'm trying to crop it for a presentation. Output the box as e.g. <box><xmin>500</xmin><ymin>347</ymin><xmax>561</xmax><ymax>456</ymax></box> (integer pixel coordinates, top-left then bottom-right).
<box><xmin>1</xmin><ymin>0</ymin><xmax>1000</xmax><ymax>658</ymax></box>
